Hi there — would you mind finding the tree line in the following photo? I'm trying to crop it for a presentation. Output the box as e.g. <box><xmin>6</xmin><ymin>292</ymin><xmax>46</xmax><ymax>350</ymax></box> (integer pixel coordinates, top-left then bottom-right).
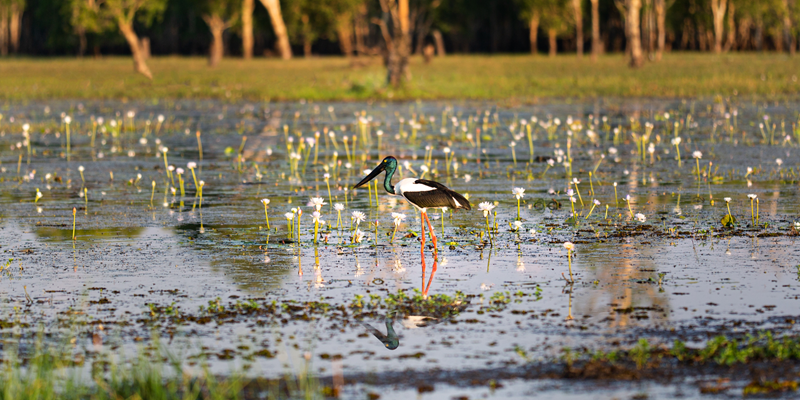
<box><xmin>1</xmin><ymin>0</ymin><xmax>798</xmax><ymax>84</ymax></box>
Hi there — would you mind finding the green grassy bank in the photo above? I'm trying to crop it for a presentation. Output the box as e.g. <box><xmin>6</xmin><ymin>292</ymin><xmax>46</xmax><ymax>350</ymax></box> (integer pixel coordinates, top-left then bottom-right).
<box><xmin>0</xmin><ymin>53</ymin><xmax>798</xmax><ymax>101</ymax></box>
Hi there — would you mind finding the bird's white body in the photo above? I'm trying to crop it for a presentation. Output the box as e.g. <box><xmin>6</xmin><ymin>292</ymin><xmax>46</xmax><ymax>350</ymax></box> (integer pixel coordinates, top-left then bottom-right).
<box><xmin>394</xmin><ymin>178</ymin><xmax>436</xmax><ymax>195</ymax></box>
<box><xmin>393</xmin><ymin>178</ymin><xmax>464</xmax><ymax>211</ymax></box>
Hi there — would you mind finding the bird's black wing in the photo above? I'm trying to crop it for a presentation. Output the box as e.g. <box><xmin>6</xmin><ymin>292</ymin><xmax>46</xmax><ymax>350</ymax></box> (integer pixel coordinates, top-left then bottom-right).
<box><xmin>411</xmin><ymin>179</ymin><xmax>472</xmax><ymax>210</ymax></box>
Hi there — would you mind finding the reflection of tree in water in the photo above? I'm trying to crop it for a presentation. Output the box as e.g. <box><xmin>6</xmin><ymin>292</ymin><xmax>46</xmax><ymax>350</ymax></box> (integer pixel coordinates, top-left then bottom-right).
<box><xmin>173</xmin><ymin>222</ymin><xmax>295</xmax><ymax>293</ymax></box>
<box><xmin>577</xmin><ymin>241</ymin><xmax>670</xmax><ymax>328</ymax></box>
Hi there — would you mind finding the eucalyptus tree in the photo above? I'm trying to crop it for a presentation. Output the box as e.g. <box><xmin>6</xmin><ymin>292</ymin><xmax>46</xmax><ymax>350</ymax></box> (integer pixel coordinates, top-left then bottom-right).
<box><xmin>202</xmin><ymin>0</ymin><xmax>239</xmax><ymax>67</ymax></box>
<box><xmin>71</xmin><ymin>0</ymin><xmax>166</xmax><ymax>79</ymax></box>
<box><xmin>258</xmin><ymin>0</ymin><xmax>292</xmax><ymax>59</ymax></box>
<box><xmin>0</xmin><ymin>0</ymin><xmax>25</xmax><ymax>55</ymax></box>
<box><xmin>514</xmin><ymin>0</ymin><xmax>541</xmax><ymax>54</ymax></box>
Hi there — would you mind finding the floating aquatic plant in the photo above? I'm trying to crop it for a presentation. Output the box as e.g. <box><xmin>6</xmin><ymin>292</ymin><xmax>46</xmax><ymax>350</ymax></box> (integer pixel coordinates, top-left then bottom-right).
<box><xmin>748</xmin><ymin>194</ymin><xmax>757</xmax><ymax>225</ymax></box>
<box><xmin>512</xmin><ymin>187</ymin><xmax>525</xmax><ymax>220</ymax></box>
<box><xmin>563</xmin><ymin>242</ymin><xmax>575</xmax><ymax>283</ymax></box>
<box><xmin>261</xmin><ymin>199</ymin><xmax>271</xmax><ymax>230</ymax></box>
<box><xmin>390</xmin><ymin>212</ymin><xmax>406</xmax><ymax>243</ymax></box>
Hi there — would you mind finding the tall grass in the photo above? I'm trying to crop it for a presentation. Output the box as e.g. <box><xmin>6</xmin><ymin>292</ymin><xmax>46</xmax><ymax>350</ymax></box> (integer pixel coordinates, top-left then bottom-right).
<box><xmin>0</xmin><ymin>331</ymin><xmax>323</xmax><ymax>400</ymax></box>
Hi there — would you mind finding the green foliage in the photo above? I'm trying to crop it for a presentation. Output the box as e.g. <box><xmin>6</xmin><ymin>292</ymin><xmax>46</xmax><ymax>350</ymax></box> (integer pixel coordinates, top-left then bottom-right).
<box><xmin>70</xmin><ymin>0</ymin><xmax>168</xmax><ymax>33</ymax></box>
<box><xmin>0</xmin><ymin>332</ymin><xmax>249</xmax><ymax>400</ymax></box>
<box><xmin>721</xmin><ymin>214</ymin><xmax>736</xmax><ymax>227</ymax></box>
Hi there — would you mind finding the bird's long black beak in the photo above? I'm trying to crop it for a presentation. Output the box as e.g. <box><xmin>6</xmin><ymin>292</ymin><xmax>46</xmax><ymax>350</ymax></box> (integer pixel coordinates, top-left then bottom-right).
<box><xmin>353</xmin><ymin>163</ymin><xmax>385</xmax><ymax>189</ymax></box>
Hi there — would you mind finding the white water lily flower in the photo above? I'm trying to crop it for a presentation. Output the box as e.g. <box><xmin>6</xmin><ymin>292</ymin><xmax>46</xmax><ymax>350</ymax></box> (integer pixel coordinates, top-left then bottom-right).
<box><xmin>563</xmin><ymin>242</ymin><xmax>574</xmax><ymax>251</ymax></box>
<box><xmin>261</xmin><ymin>198</ymin><xmax>270</xmax><ymax>205</ymax></box>
<box><xmin>312</xmin><ymin>211</ymin><xmax>323</xmax><ymax>224</ymax></box>
<box><xmin>635</xmin><ymin>213</ymin><xmax>646</xmax><ymax>222</ymax></box>
<box><xmin>78</xmin><ymin>165</ymin><xmax>84</xmax><ymax>172</ymax></box>
<box><xmin>512</xmin><ymin>187</ymin><xmax>525</xmax><ymax>199</ymax></box>
<box><xmin>392</xmin><ymin>212</ymin><xmax>406</xmax><ymax>226</ymax></box>
<box><xmin>671</xmin><ymin>137</ymin><xmax>681</xmax><ymax>146</ymax></box>
<box><xmin>747</xmin><ymin>194</ymin><xmax>757</xmax><ymax>200</ymax></box>
<box><xmin>776</xmin><ymin>158</ymin><xmax>783</xmax><ymax>166</ymax></box>
<box><xmin>512</xmin><ymin>221</ymin><xmax>523</xmax><ymax>231</ymax></box>
<box><xmin>547</xmin><ymin>159</ymin><xmax>555</xmax><ymax>166</ymax></box>
<box><xmin>724</xmin><ymin>197</ymin><xmax>731</xmax><ymax>202</ymax></box>
<box><xmin>593</xmin><ymin>199</ymin><xmax>601</xmax><ymax>206</ymax></box>
<box><xmin>351</xmin><ymin>211</ymin><xmax>366</xmax><ymax>225</ymax></box>
<box><xmin>692</xmin><ymin>151</ymin><xmax>703</xmax><ymax>159</ymax></box>
<box><xmin>176</xmin><ymin>168</ymin><xmax>184</xmax><ymax>175</ymax></box>
<box><xmin>64</xmin><ymin>116</ymin><xmax>72</xmax><ymax>124</ymax></box>
<box><xmin>478</xmin><ymin>202</ymin><xmax>495</xmax><ymax>217</ymax></box>
<box><xmin>284</xmin><ymin>212</ymin><xmax>293</xmax><ymax>220</ymax></box>
<box><xmin>187</xmin><ymin>162</ymin><xmax>197</xmax><ymax>169</ymax></box>
<box><xmin>334</xmin><ymin>203</ymin><xmax>344</xmax><ymax>211</ymax></box>
<box><xmin>310</xmin><ymin>197</ymin><xmax>326</xmax><ymax>211</ymax></box>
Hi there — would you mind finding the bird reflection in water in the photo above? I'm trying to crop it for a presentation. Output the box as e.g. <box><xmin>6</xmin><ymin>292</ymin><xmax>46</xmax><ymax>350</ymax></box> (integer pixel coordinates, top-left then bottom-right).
<box><xmin>361</xmin><ymin>256</ymin><xmax>444</xmax><ymax>350</ymax></box>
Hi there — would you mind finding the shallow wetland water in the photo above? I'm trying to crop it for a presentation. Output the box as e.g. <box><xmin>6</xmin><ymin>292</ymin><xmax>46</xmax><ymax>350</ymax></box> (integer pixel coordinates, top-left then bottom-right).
<box><xmin>1</xmin><ymin>98</ymin><xmax>800</xmax><ymax>398</ymax></box>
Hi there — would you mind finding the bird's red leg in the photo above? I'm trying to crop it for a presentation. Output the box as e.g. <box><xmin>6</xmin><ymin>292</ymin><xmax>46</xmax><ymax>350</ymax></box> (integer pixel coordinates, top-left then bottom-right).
<box><xmin>424</xmin><ymin>212</ymin><xmax>438</xmax><ymax>254</ymax></box>
<box><xmin>421</xmin><ymin>251</ymin><xmax>427</xmax><ymax>298</ymax></box>
<box><xmin>423</xmin><ymin>256</ymin><xmax>438</xmax><ymax>297</ymax></box>
<box><xmin>419</xmin><ymin>211</ymin><xmax>426</xmax><ymax>257</ymax></box>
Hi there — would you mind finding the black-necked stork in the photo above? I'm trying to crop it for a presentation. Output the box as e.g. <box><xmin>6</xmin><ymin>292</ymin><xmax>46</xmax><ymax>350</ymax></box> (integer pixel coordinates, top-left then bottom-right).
<box><xmin>354</xmin><ymin>156</ymin><xmax>471</xmax><ymax>254</ymax></box>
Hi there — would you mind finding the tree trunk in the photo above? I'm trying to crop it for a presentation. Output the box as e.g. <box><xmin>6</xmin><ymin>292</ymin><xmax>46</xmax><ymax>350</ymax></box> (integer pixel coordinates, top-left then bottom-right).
<box><xmin>242</xmin><ymin>0</ymin><xmax>254</xmax><ymax>59</ymax></box>
<box><xmin>572</xmin><ymin>0</ymin><xmax>583</xmax><ymax>57</ymax></box>
<box><xmin>755</xmin><ymin>17</ymin><xmax>763</xmax><ymax>51</ymax></box>
<box><xmin>77</xmin><ymin>27</ymin><xmax>87</xmax><ymax>57</ymax></box>
<box><xmin>710</xmin><ymin>0</ymin><xmax>727</xmax><ymax>53</ymax></box>
<box><xmin>386</xmin><ymin>0</ymin><xmax>411</xmax><ymax>87</ymax></box>
<box><xmin>646</xmin><ymin>0</ymin><xmax>655</xmax><ymax>56</ymax></box>
<box><xmin>355</xmin><ymin>2</ymin><xmax>369</xmax><ymax>55</ymax></box>
<box><xmin>697</xmin><ymin>23</ymin><xmax>708</xmax><ymax>51</ymax></box>
<box><xmin>655</xmin><ymin>0</ymin><xmax>665</xmax><ymax>60</ymax></box>
<box><xmin>336</xmin><ymin>12</ymin><xmax>354</xmax><ymax>57</ymax></box>
<box><xmin>529</xmin><ymin>11</ymin><xmax>540</xmax><ymax>55</ymax></box>
<box><xmin>784</xmin><ymin>0</ymin><xmax>795</xmax><ymax>55</ymax></box>
<box><xmin>591</xmin><ymin>0</ymin><xmax>600</xmax><ymax>60</ymax></box>
<box><xmin>432</xmin><ymin>29</ymin><xmax>445</xmax><ymax>56</ymax></box>
<box><xmin>548</xmin><ymin>29</ymin><xmax>557</xmax><ymax>57</ymax></box>
<box><xmin>259</xmin><ymin>0</ymin><xmax>292</xmax><ymax>59</ymax></box>
<box><xmin>140</xmin><ymin>37</ymin><xmax>150</xmax><ymax>59</ymax></box>
<box><xmin>0</xmin><ymin>5</ymin><xmax>8</xmax><ymax>56</ymax></box>
<box><xmin>724</xmin><ymin>0</ymin><xmax>735</xmax><ymax>51</ymax></box>
<box><xmin>626</xmin><ymin>0</ymin><xmax>644</xmax><ymax>67</ymax></box>
<box><xmin>301</xmin><ymin>14</ymin><xmax>312</xmax><ymax>58</ymax></box>
<box><xmin>116</xmin><ymin>20</ymin><xmax>153</xmax><ymax>79</ymax></box>
<box><xmin>204</xmin><ymin>14</ymin><xmax>225</xmax><ymax>67</ymax></box>
<box><xmin>737</xmin><ymin>17</ymin><xmax>752</xmax><ymax>50</ymax></box>
<box><xmin>9</xmin><ymin>1</ymin><xmax>22</xmax><ymax>53</ymax></box>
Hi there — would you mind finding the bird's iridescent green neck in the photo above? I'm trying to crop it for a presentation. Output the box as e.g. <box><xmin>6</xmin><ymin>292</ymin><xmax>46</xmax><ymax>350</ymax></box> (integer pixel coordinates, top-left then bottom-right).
<box><xmin>383</xmin><ymin>165</ymin><xmax>396</xmax><ymax>194</ymax></box>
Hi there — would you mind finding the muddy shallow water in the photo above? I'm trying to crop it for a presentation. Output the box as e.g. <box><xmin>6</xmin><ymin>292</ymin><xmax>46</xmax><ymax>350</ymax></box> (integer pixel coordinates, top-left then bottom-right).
<box><xmin>1</xmin><ymin>98</ymin><xmax>800</xmax><ymax>398</ymax></box>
